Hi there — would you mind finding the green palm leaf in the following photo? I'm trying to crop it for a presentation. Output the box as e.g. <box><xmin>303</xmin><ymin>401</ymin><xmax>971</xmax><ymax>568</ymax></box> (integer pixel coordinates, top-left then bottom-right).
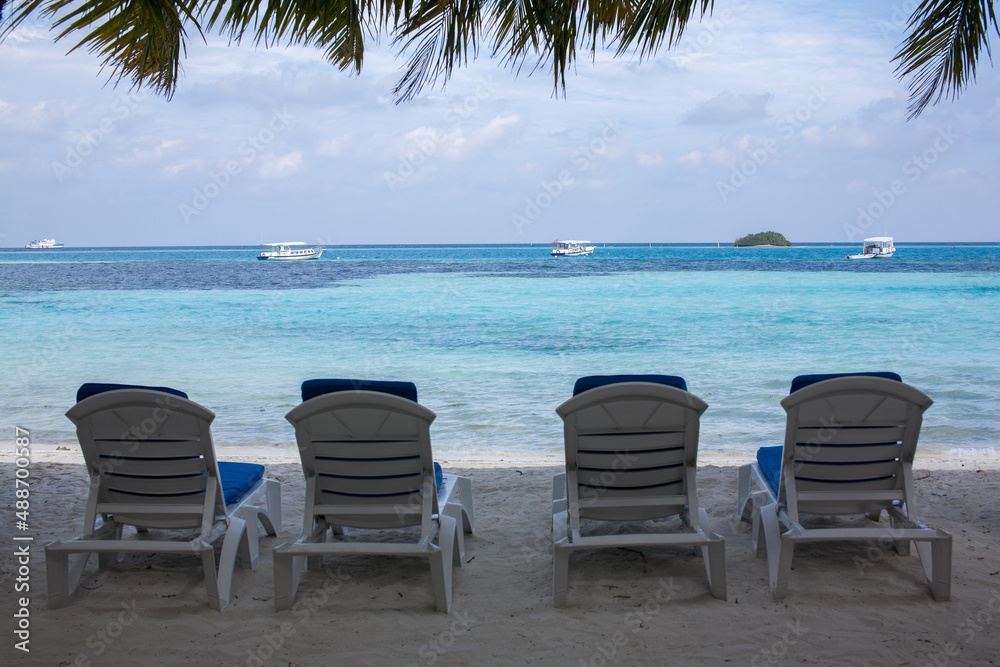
<box><xmin>894</xmin><ymin>0</ymin><xmax>999</xmax><ymax>118</ymax></box>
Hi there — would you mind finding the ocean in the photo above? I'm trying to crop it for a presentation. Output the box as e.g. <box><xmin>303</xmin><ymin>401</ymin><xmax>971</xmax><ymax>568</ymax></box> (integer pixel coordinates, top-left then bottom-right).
<box><xmin>2</xmin><ymin>243</ymin><xmax>997</xmax><ymax>458</ymax></box>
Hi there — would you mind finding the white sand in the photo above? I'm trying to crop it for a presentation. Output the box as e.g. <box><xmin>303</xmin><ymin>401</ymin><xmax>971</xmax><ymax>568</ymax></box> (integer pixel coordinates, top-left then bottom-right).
<box><xmin>5</xmin><ymin>447</ymin><xmax>1000</xmax><ymax>666</ymax></box>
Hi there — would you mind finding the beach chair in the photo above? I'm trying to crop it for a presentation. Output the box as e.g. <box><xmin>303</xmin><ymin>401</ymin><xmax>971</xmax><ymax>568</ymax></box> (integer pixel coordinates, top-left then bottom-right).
<box><xmin>552</xmin><ymin>375</ymin><xmax>727</xmax><ymax>606</ymax></box>
<box><xmin>47</xmin><ymin>384</ymin><xmax>281</xmax><ymax>611</ymax></box>
<box><xmin>274</xmin><ymin>380</ymin><xmax>475</xmax><ymax>614</ymax></box>
<box><xmin>736</xmin><ymin>373</ymin><xmax>952</xmax><ymax>600</ymax></box>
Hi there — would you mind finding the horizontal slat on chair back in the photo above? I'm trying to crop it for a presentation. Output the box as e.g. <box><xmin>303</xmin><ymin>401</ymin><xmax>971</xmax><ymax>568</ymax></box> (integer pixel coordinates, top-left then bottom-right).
<box><xmin>289</xmin><ymin>395</ymin><xmax>434</xmax><ymax>529</ymax></box>
<box><xmin>93</xmin><ymin>439</ymin><xmax>205</xmax><ymax>459</ymax></box>
<box><xmin>68</xmin><ymin>390</ymin><xmax>219</xmax><ymax>529</ymax></box>
<box><xmin>561</xmin><ymin>386</ymin><xmax>704</xmax><ymax>523</ymax></box>
<box><xmin>794</xmin><ymin>425</ymin><xmax>906</xmax><ymax>446</ymax></box>
<box><xmin>783</xmin><ymin>381</ymin><xmax>927</xmax><ymax>515</ymax></box>
<box><xmin>792</xmin><ymin>442</ymin><xmax>903</xmax><ymax>463</ymax></box>
<box><xmin>577</xmin><ymin>434</ymin><xmax>687</xmax><ymax>521</ymax></box>
<box><xmin>312</xmin><ymin>437</ymin><xmax>424</xmax><ymax>524</ymax></box>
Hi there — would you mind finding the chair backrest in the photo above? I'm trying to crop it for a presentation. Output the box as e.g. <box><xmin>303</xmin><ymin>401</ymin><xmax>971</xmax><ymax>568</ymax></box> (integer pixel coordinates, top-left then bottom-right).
<box><xmin>556</xmin><ymin>380</ymin><xmax>708</xmax><ymax>523</ymax></box>
<box><xmin>778</xmin><ymin>375</ymin><xmax>932</xmax><ymax>518</ymax></box>
<box><xmin>285</xmin><ymin>389</ymin><xmax>439</xmax><ymax>531</ymax></box>
<box><xmin>66</xmin><ymin>388</ymin><xmax>226</xmax><ymax>530</ymax></box>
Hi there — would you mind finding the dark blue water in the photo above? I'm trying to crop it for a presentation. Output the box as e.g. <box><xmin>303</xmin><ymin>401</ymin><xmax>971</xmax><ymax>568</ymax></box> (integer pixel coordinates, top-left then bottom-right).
<box><xmin>1</xmin><ymin>244</ymin><xmax>997</xmax><ymax>291</ymax></box>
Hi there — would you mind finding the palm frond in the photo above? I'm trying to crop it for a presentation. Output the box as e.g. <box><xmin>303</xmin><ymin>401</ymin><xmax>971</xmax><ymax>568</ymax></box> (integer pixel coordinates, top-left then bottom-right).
<box><xmin>3</xmin><ymin>0</ymin><xmax>204</xmax><ymax>98</ymax></box>
<box><xmin>894</xmin><ymin>0</ymin><xmax>999</xmax><ymax>118</ymax></box>
<box><xmin>392</xmin><ymin>0</ymin><xmax>484</xmax><ymax>102</ymax></box>
<box><xmin>616</xmin><ymin>0</ymin><xmax>712</xmax><ymax>60</ymax></box>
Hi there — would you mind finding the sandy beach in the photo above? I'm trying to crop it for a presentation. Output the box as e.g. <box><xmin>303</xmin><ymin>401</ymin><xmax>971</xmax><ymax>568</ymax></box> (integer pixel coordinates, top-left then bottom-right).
<box><xmin>4</xmin><ymin>446</ymin><xmax>998</xmax><ymax>666</ymax></box>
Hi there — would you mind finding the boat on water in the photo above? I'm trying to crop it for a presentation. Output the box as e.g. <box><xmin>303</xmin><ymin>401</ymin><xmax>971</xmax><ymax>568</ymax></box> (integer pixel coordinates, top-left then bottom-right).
<box><xmin>257</xmin><ymin>242</ymin><xmax>324</xmax><ymax>261</ymax></box>
<box><xmin>25</xmin><ymin>238</ymin><xmax>64</xmax><ymax>249</ymax></box>
<box><xmin>551</xmin><ymin>239</ymin><xmax>595</xmax><ymax>257</ymax></box>
<box><xmin>847</xmin><ymin>236</ymin><xmax>895</xmax><ymax>260</ymax></box>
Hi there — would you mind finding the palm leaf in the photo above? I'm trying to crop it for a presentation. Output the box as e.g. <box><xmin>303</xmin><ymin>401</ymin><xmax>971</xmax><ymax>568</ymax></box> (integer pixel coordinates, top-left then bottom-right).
<box><xmin>3</xmin><ymin>0</ymin><xmax>205</xmax><ymax>98</ymax></box>
<box><xmin>615</xmin><ymin>0</ymin><xmax>712</xmax><ymax>60</ymax></box>
<box><xmin>894</xmin><ymin>0</ymin><xmax>999</xmax><ymax>118</ymax></box>
<box><xmin>392</xmin><ymin>0</ymin><xmax>484</xmax><ymax>102</ymax></box>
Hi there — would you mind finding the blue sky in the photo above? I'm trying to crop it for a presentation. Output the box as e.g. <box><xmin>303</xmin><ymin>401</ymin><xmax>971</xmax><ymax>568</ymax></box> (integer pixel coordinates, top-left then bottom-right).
<box><xmin>1</xmin><ymin>0</ymin><xmax>998</xmax><ymax>246</ymax></box>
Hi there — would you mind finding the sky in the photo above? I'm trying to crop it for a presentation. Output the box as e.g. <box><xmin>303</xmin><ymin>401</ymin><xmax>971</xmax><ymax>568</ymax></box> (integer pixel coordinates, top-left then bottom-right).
<box><xmin>1</xmin><ymin>0</ymin><xmax>998</xmax><ymax>247</ymax></box>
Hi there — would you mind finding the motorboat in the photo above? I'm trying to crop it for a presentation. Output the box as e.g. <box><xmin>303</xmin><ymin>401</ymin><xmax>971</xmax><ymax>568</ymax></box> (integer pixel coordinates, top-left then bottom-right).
<box><xmin>25</xmin><ymin>238</ymin><xmax>64</xmax><ymax>249</ymax></box>
<box><xmin>847</xmin><ymin>236</ymin><xmax>894</xmax><ymax>259</ymax></box>
<box><xmin>257</xmin><ymin>242</ymin><xmax>324</xmax><ymax>260</ymax></box>
<box><xmin>551</xmin><ymin>239</ymin><xmax>595</xmax><ymax>257</ymax></box>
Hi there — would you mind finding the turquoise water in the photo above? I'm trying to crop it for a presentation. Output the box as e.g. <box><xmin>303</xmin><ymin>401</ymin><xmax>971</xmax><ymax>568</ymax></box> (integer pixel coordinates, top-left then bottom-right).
<box><xmin>1</xmin><ymin>244</ymin><xmax>997</xmax><ymax>456</ymax></box>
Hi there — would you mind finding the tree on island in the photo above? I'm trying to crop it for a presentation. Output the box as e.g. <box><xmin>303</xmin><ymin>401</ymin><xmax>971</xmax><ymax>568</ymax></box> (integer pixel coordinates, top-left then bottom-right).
<box><xmin>734</xmin><ymin>231</ymin><xmax>791</xmax><ymax>247</ymax></box>
<box><xmin>1</xmin><ymin>0</ymin><xmax>997</xmax><ymax>118</ymax></box>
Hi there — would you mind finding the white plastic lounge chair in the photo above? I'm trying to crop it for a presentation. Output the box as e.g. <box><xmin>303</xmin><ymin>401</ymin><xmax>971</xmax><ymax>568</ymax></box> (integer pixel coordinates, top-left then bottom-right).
<box><xmin>274</xmin><ymin>379</ymin><xmax>475</xmax><ymax>614</ymax></box>
<box><xmin>552</xmin><ymin>375</ymin><xmax>727</xmax><ymax>606</ymax></box>
<box><xmin>736</xmin><ymin>373</ymin><xmax>952</xmax><ymax>600</ymax></box>
<box><xmin>47</xmin><ymin>384</ymin><xmax>281</xmax><ymax>611</ymax></box>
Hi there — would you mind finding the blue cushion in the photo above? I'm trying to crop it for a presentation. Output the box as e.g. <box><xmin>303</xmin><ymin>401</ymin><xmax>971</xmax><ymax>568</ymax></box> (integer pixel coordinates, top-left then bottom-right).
<box><xmin>573</xmin><ymin>374</ymin><xmax>687</xmax><ymax>396</ymax></box>
<box><xmin>77</xmin><ymin>383</ymin><xmax>188</xmax><ymax>403</ymax></box>
<box><xmin>434</xmin><ymin>462</ymin><xmax>443</xmax><ymax>490</ymax></box>
<box><xmin>218</xmin><ymin>461</ymin><xmax>265</xmax><ymax>505</ymax></box>
<box><xmin>301</xmin><ymin>379</ymin><xmax>418</xmax><ymax>403</ymax></box>
<box><xmin>789</xmin><ymin>372</ymin><xmax>902</xmax><ymax>394</ymax></box>
<box><xmin>756</xmin><ymin>446</ymin><xmax>783</xmax><ymax>495</ymax></box>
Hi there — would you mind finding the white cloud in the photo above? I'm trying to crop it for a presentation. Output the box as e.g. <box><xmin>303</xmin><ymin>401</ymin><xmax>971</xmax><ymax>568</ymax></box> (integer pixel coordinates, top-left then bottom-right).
<box><xmin>683</xmin><ymin>92</ymin><xmax>774</xmax><ymax>125</ymax></box>
<box><xmin>637</xmin><ymin>152</ymin><xmax>664</xmax><ymax>167</ymax></box>
<box><xmin>318</xmin><ymin>136</ymin><xmax>349</xmax><ymax>157</ymax></box>
<box><xmin>258</xmin><ymin>151</ymin><xmax>303</xmax><ymax>179</ymax></box>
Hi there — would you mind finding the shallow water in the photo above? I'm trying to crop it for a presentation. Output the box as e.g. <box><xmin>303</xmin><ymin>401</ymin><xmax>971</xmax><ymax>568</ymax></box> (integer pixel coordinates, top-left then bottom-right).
<box><xmin>2</xmin><ymin>243</ymin><xmax>997</xmax><ymax>456</ymax></box>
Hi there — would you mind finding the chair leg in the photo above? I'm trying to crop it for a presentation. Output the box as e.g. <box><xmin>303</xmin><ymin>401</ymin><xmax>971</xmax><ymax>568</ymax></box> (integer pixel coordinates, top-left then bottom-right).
<box><xmin>206</xmin><ymin>517</ymin><xmax>248</xmax><ymax>611</ymax></box>
<box><xmin>751</xmin><ymin>503</ymin><xmax>767</xmax><ymax>558</ymax></box>
<box><xmin>443</xmin><ymin>502</ymin><xmax>466</xmax><ymax>567</ymax></box>
<box><xmin>702</xmin><ymin>537</ymin><xmax>728</xmax><ymax>601</ymax></box>
<box><xmin>888</xmin><ymin>511</ymin><xmax>912</xmax><ymax>556</ymax></box>
<box><xmin>552</xmin><ymin>508</ymin><xmax>570</xmax><ymax>607</ymax></box>
<box><xmin>737</xmin><ymin>464</ymin><xmax>753</xmax><ymax>522</ymax></box>
<box><xmin>200</xmin><ymin>543</ymin><xmax>223</xmax><ymax>611</ymax></box>
<box><xmin>915</xmin><ymin>533</ymin><xmax>952</xmax><ymax>601</ymax></box>
<box><xmin>760</xmin><ymin>504</ymin><xmax>794</xmax><ymax>600</ymax></box>
<box><xmin>429</xmin><ymin>514</ymin><xmax>456</xmax><ymax>614</ymax></box>
<box><xmin>45</xmin><ymin>543</ymin><xmax>84</xmax><ymax>609</ymax></box>
<box><xmin>242</xmin><ymin>513</ymin><xmax>261</xmax><ymax>569</ymax></box>
<box><xmin>98</xmin><ymin>525</ymin><xmax>123</xmax><ymax>567</ymax></box>
<box><xmin>273</xmin><ymin>545</ymin><xmax>305</xmax><ymax>611</ymax></box>
<box><xmin>308</xmin><ymin>530</ymin><xmax>327</xmax><ymax>571</ymax></box>
<box><xmin>457</xmin><ymin>476</ymin><xmax>475</xmax><ymax>534</ymax></box>
<box><xmin>264</xmin><ymin>478</ymin><xmax>282</xmax><ymax>536</ymax></box>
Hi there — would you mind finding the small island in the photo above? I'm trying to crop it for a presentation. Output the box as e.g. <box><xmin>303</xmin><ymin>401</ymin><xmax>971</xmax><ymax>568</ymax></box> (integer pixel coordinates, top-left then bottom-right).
<box><xmin>733</xmin><ymin>231</ymin><xmax>791</xmax><ymax>247</ymax></box>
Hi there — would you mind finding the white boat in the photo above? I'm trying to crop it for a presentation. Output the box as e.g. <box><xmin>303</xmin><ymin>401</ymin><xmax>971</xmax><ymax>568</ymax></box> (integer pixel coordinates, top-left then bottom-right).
<box><xmin>25</xmin><ymin>238</ymin><xmax>64</xmax><ymax>249</ymax></box>
<box><xmin>847</xmin><ymin>236</ymin><xmax>895</xmax><ymax>259</ymax></box>
<box><xmin>551</xmin><ymin>239</ymin><xmax>595</xmax><ymax>257</ymax></box>
<box><xmin>257</xmin><ymin>242</ymin><xmax>324</xmax><ymax>261</ymax></box>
